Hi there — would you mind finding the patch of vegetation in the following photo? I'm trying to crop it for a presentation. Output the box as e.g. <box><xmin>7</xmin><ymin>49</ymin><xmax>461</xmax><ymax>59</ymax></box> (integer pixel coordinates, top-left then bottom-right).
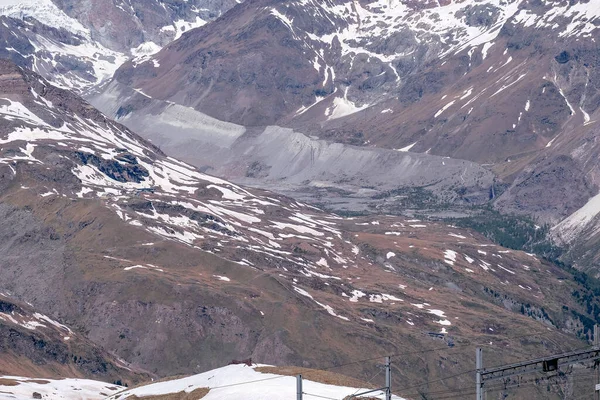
<box><xmin>569</xmin><ymin>269</ymin><xmax>600</xmax><ymax>337</ymax></box>
<box><xmin>446</xmin><ymin>207</ymin><xmax>600</xmax><ymax>336</ymax></box>
<box><xmin>332</xmin><ymin>209</ymin><xmax>371</xmax><ymax>218</ymax></box>
<box><xmin>444</xmin><ymin>207</ymin><xmax>562</xmax><ymax>259</ymax></box>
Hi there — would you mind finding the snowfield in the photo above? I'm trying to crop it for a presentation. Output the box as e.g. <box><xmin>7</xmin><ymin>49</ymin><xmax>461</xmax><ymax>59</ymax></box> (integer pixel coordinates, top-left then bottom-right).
<box><xmin>0</xmin><ymin>376</ymin><xmax>123</xmax><ymax>400</ymax></box>
<box><xmin>107</xmin><ymin>364</ymin><xmax>407</xmax><ymax>400</ymax></box>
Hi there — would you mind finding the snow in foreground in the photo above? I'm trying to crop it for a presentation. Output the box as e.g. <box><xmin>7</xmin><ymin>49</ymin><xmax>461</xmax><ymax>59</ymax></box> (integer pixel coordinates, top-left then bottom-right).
<box><xmin>0</xmin><ymin>376</ymin><xmax>123</xmax><ymax>400</ymax></box>
<box><xmin>108</xmin><ymin>364</ymin><xmax>407</xmax><ymax>400</ymax></box>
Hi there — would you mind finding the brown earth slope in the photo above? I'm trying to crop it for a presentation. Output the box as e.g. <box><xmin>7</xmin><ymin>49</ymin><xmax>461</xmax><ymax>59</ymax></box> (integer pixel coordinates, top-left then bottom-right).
<box><xmin>0</xmin><ymin>60</ymin><xmax>599</xmax><ymax>399</ymax></box>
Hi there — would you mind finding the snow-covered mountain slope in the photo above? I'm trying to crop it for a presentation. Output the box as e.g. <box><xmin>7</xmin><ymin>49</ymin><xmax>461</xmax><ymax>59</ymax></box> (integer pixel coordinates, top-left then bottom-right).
<box><xmin>95</xmin><ymin>0</ymin><xmax>600</xmax><ymax>270</ymax></box>
<box><xmin>2</xmin><ymin>60</ymin><xmax>600</xmax><ymax>399</ymax></box>
<box><xmin>2</xmin><ymin>0</ymin><xmax>599</xmax><ymax>269</ymax></box>
<box><xmin>51</xmin><ymin>0</ymin><xmax>243</xmax><ymax>53</ymax></box>
<box><xmin>0</xmin><ymin>62</ymin><xmax>363</xmax><ymax>272</ymax></box>
<box><xmin>0</xmin><ymin>0</ymin><xmax>243</xmax><ymax>93</ymax></box>
<box><xmin>0</xmin><ymin>376</ymin><xmax>123</xmax><ymax>400</ymax></box>
<box><xmin>0</xmin><ymin>1</ymin><xmax>127</xmax><ymax>92</ymax></box>
<box><xmin>551</xmin><ymin>186</ymin><xmax>600</xmax><ymax>271</ymax></box>
<box><xmin>109</xmin><ymin>364</ymin><xmax>405</xmax><ymax>400</ymax></box>
<box><xmin>109</xmin><ymin>0</ymin><xmax>600</xmax><ymax>126</ymax></box>
<box><xmin>2</xmin><ymin>0</ymin><xmax>600</xmax><ymax>265</ymax></box>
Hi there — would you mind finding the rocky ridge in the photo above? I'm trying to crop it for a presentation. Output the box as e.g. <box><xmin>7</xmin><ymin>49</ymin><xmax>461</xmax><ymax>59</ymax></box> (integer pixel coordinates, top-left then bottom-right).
<box><xmin>0</xmin><ymin>293</ymin><xmax>143</xmax><ymax>384</ymax></box>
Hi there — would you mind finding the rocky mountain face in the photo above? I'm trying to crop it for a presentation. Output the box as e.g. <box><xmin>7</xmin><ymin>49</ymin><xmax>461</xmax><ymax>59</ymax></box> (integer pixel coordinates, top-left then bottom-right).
<box><xmin>93</xmin><ymin>0</ymin><xmax>600</xmax><ymax>271</ymax></box>
<box><xmin>109</xmin><ymin>0</ymin><xmax>599</xmax><ymax>128</ymax></box>
<box><xmin>0</xmin><ymin>0</ymin><xmax>596</xmax><ymax>271</ymax></box>
<box><xmin>51</xmin><ymin>0</ymin><xmax>243</xmax><ymax>52</ymax></box>
<box><xmin>0</xmin><ymin>0</ymin><xmax>596</xmax><ymax>270</ymax></box>
<box><xmin>0</xmin><ymin>294</ymin><xmax>144</xmax><ymax>384</ymax></box>
<box><xmin>0</xmin><ymin>10</ymin><xmax>126</xmax><ymax>92</ymax></box>
<box><xmin>0</xmin><ymin>1</ymin><xmax>600</xmax><ymax>397</ymax></box>
<box><xmin>0</xmin><ymin>0</ymin><xmax>241</xmax><ymax>93</ymax></box>
<box><xmin>1</xmin><ymin>60</ymin><xmax>600</xmax><ymax>398</ymax></box>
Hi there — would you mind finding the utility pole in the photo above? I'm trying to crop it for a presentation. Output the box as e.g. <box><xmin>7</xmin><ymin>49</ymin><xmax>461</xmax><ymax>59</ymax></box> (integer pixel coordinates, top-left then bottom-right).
<box><xmin>476</xmin><ymin>347</ymin><xmax>483</xmax><ymax>400</ymax></box>
<box><xmin>476</xmin><ymin>329</ymin><xmax>600</xmax><ymax>399</ymax></box>
<box><xmin>297</xmin><ymin>374</ymin><xmax>302</xmax><ymax>400</ymax></box>
<box><xmin>385</xmin><ymin>356</ymin><xmax>392</xmax><ymax>400</ymax></box>
<box><xmin>595</xmin><ymin>325</ymin><xmax>599</xmax><ymax>400</ymax></box>
<box><xmin>347</xmin><ymin>357</ymin><xmax>392</xmax><ymax>399</ymax></box>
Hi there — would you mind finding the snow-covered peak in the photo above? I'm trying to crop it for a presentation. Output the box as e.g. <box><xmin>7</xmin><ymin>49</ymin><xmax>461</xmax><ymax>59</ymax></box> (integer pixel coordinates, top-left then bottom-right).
<box><xmin>0</xmin><ymin>2</ymin><xmax>128</xmax><ymax>92</ymax></box>
<box><xmin>0</xmin><ymin>0</ymin><xmax>89</xmax><ymax>39</ymax></box>
<box><xmin>0</xmin><ymin>0</ymin><xmax>243</xmax><ymax>93</ymax></box>
<box><xmin>259</xmin><ymin>0</ymin><xmax>599</xmax><ymax>121</ymax></box>
<box><xmin>513</xmin><ymin>0</ymin><xmax>600</xmax><ymax>38</ymax></box>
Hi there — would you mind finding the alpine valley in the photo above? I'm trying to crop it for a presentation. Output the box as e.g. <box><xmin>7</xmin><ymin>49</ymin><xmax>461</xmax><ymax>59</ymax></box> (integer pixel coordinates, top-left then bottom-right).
<box><xmin>0</xmin><ymin>1</ymin><xmax>599</xmax><ymax>400</ymax></box>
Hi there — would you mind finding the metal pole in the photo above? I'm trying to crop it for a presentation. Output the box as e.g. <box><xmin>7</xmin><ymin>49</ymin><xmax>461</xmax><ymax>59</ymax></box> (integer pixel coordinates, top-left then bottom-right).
<box><xmin>595</xmin><ymin>326</ymin><xmax>599</xmax><ymax>400</ymax></box>
<box><xmin>476</xmin><ymin>347</ymin><xmax>483</xmax><ymax>400</ymax></box>
<box><xmin>297</xmin><ymin>374</ymin><xmax>302</xmax><ymax>400</ymax></box>
<box><xmin>385</xmin><ymin>356</ymin><xmax>391</xmax><ymax>400</ymax></box>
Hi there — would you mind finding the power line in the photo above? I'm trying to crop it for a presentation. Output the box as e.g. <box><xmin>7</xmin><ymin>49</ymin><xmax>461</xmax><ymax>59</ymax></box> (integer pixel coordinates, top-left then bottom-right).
<box><xmin>321</xmin><ymin>343</ymin><xmax>473</xmax><ymax>372</ymax></box>
<box><xmin>480</xmin><ymin>342</ymin><xmax>595</xmax><ymax>372</ymax></box>
<box><xmin>394</xmin><ymin>367</ymin><xmax>478</xmax><ymax>393</ymax></box>
<box><xmin>344</xmin><ymin>351</ymin><xmax>599</xmax><ymax>399</ymax></box>
<box><xmin>399</xmin><ymin>361</ymin><xmax>599</xmax><ymax>399</ymax></box>
<box><xmin>399</xmin><ymin>384</ymin><xmax>479</xmax><ymax>399</ymax></box>
<box><xmin>348</xmin><ymin>365</ymin><xmax>385</xmax><ymax>397</ymax></box>
<box><xmin>475</xmin><ymin>333</ymin><xmax>600</xmax><ymax>400</ymax></box>
<box><xmin>209</xmin><ymin>374</ymin><xmax>287</xmax><ymax>390</ymax></box>
<box><xmin>321</xmin><ymin>327</ymin><xmax>576</xmax><ymax>373</ymax></box>
<box><xmin>188</xmin><ymin>328</ymin><xmax>591</xmax><ymax>398</ymax></box>
<box><xmin>299</xmin><ymin>328</ymin><xmax>586</xmax><ymax>400</ymax></box>
<box><xmin>429</xmin><ymin>389</ymin><xmax>479</xmax><ymax>400</ymax></box>
<box><xmin>476</xmin><ymin>374</ymin><xmax>595</xmax><ymax>400</ymax></box>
